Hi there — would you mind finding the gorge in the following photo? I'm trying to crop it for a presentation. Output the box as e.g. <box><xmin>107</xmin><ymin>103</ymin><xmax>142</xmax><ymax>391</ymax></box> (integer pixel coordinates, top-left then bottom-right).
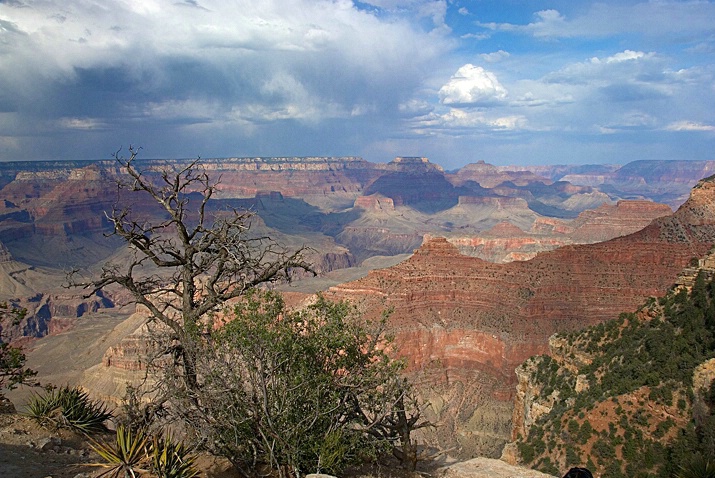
<box><xmin>2</xmin><ymin>156</ymin><xmax>715</xmax><ymax>473</ymax></box>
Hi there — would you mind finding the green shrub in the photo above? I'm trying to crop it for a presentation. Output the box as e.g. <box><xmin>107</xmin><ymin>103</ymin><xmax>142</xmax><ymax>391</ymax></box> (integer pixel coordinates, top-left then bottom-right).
<box><xmin>161</xmin><ymin>290</ymin><xmax>423</xmax><ymax>476</ymax></box>
<box><xmin>518</xmin><ymin>440</ymin><xmax>536</xmax><ymax>464</ymax></box>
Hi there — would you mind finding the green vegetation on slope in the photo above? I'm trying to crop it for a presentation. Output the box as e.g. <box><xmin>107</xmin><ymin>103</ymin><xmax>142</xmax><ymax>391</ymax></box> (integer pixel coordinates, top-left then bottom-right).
<box><xmin>516</xmin><ymin>270</ymin><xmax>715</xmax><ymax>477</ymax></box>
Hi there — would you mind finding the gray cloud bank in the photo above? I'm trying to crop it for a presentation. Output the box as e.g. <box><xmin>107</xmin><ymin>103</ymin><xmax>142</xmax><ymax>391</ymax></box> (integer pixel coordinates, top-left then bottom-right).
<box><xmin>0</xmin><ymin>0</ymin><xmax>713</xmax><ymax>168</ymax></box>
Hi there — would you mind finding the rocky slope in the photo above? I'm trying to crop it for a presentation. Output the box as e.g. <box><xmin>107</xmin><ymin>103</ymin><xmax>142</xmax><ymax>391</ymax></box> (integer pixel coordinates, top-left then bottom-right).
<box><xmin>502</xmin><ymin>249</ymin><xmax>715</xmax><ymax>476</ymax></box>
<box><xmin>325</xmin><ymin>176</ymin><xmax>715</xmax><ymax>459</ymax></box>
<box><xmin>89</xmin><ymin>175</ymin><xmax>712</xmax><ymax>459</ymax></box>
<box><xmin>1</xmin><ymin>157</ymin><xmax>704</xmax><ymax>273</ymax></box>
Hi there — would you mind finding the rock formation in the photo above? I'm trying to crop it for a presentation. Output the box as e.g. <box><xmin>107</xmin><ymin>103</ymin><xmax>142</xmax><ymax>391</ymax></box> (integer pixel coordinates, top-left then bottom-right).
<box><xmin>445</xmin><ymin>199</ymin><xmax>671</xmax><ymax>263</ymax></box>
<box><xmin>502</xmin><ymin>160</ymin><xmax>715</xmax><ymax>209</ymax></box>
<box><xmin>325</xmin><ymin>176</ymin><xmax>715</xmax><ymax>458</ymax></box>
<box><xmin>503</xmin><ymin>244</ymin><xmax>715</xmax><ymax>476</ymax></box>
<box><xmin>2</xmin><ymin>157</ymin><xmax>714</xmax><ymax>462</ymax></box>
<box><xmin>436</xmin><ymin>457</ymin><xmax>557</xmax><ymax>478</ymax></box>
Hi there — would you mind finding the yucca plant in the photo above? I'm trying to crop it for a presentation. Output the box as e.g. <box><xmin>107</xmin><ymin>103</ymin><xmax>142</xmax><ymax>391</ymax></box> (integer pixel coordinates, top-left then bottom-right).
<box><xmin>25</xmin><ymin>385</ymin><xmax>112</xmax><ymax>433</ymax></box>
<box><xmin>26</xmin><ymin>386</ymin><xmax>63</xmax><ymax>427</ymax></box>
<box><xmin>57</xmin><ymin>386</ymin><xmax>113</xmax><ymax>433</ymax></box>
<box><xmin>151</xmin><ymin>433</ymin><xmax>199</xmax><ymax>478</ymax></box>
<box><xmin>90</xmin><ymin>424</ymin><xmax>149</xmax><ymax>478</ymax></box>
<box><xmin>677</xmin><ymin>453</ymin><xmax>715</xmax><ymax>478</ymax></box>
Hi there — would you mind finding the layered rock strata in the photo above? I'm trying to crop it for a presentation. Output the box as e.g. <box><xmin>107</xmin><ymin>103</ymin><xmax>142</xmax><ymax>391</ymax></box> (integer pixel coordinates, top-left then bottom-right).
<box><xmin>447</xmin><ymin>199</ymin><xmax>671</xmax><ymax>263</ymax></box>
<box><xmin>325</xmin><ymin>177</ymin><xmax>715</xmax><ymax>458</ymax></box>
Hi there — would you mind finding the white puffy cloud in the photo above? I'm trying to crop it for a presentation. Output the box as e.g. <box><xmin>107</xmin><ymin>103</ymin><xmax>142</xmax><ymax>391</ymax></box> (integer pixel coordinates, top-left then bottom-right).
<box><xmin>438</xmin><ymin>64</ymin><xmax>508</xmax><ymax>106</ymax></box>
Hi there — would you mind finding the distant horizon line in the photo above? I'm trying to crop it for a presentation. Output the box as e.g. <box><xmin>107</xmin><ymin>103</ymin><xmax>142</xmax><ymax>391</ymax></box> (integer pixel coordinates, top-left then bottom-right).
<box><xmin>2</xmin><ymin>156</ymin><xmax>713</xmax><ymax>171</ymax></box>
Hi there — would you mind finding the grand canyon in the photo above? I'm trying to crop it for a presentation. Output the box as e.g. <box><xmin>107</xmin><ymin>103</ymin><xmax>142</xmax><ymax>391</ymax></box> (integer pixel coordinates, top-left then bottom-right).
<box><xmin>2</xmin><ymin>156</ymin><xmax>715</xmax><ymax>477</ymax></box>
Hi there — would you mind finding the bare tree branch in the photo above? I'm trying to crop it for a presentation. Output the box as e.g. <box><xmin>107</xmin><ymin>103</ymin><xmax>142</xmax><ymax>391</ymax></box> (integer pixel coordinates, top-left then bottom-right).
<box><xmin>67</xmin><ymin>146</ymin><xmax>314</xmax><ymax>392</ymax></box>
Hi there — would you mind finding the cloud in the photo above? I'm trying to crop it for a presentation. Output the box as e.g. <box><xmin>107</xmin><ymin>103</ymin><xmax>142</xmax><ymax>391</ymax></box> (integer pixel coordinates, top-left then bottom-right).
<box><xmin>438</xmin><ymin>64</ymin><xmax>508</xmax><ymax>106</ymax></box>
<box><xmin>665</xmin><ymin>121</ymin><xmax>715</xmax><ymax>132</ymax></box>
<box><xmin>480</xmin><ymin>50</ymin><xmax>510</xmax><ymax>63</ymax></box>
<box><xmin>544</xmin><ymin>50</ymin><xmax>659</xmax><ymax>85</ymax></box>
<box><xmin>358</xmin><ymin>0</ymin><xmax>450</xmax><ymax>33</ymax></box>
<box><xmin>57</xmin><ymin>117</ymin><xmax>108</xmax><ymax>130</ymax></box>
<box><xmin>460</xmin><ymin>32</ymin><xmax>490</xmax><ymax>40</ymax></box>
<box><xmin>475</xmin><ymin>2</ymin><xmax>715</xmax><ymax>40</ymax></box>
<box><xmin>598</xmin><ymin>112</ymin><xmax>658</xmax><ymax>133</ymax></box>
<box><xmin>413</xmin><ymin>109</ymin><xmax>528</xmax><ymax>134</ymax></box>
<box><xmin>477</xmin><ymin>9</ymin><xmax>568</xmax><ymax>38</ymax></box>
<box><xmin>601</xmin><ymin>50</ymin><xmax>653</xmax><ymax>64</ymax></box>
<box><xmin>398</xmin><ymin>99</ymin><xmax>434</xmax><ymax>118</ymax></box>
<box><xmin>0</xmin><ymin>0</ymin><xmax>450</xmax><ymax>159</ymax></box>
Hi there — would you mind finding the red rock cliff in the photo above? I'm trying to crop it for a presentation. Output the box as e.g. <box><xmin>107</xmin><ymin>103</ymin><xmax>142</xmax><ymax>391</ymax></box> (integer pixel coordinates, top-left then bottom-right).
<box><xmin>326</xmin><ymin>177</ymin><xmax>715</xmax><ymax>458</ymax></box>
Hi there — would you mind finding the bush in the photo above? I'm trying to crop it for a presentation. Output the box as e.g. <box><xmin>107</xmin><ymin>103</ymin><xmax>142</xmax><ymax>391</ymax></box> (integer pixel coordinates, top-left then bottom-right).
<box><xmin>158</xmin><ymin>290</ymin><xmax>423</xmax><ymax>477</ymax></box>
<box><xmin>0</xmin><ymin>303</ymin><xmax>36</xmax><ymax>397</ymax></box>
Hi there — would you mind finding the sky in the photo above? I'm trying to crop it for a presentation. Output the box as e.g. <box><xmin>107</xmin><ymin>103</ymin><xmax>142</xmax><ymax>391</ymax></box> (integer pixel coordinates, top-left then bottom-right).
<box><xmin>0</xmin><ymin>0</ymin><xmax>714</xmax><ymax>169</ymax></box>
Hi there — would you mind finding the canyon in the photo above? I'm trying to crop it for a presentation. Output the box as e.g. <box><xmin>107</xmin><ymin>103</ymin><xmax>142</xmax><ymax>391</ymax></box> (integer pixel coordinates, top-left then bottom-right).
<box><xmin>2</xmin><ymin>156</ymin><xmax>715</xmax><ymax>467</ymax></box>
<box><xmin>324</xmin><ymin>176</ymin><xmax>715</xmax><ymax>457</ymax></box>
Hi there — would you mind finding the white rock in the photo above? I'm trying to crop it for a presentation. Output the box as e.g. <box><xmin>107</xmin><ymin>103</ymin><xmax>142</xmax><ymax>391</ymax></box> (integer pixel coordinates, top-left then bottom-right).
<box><xmin>437</xmin><ymin>457</ymin><xmax>557</xmax><ymax>478</ymax></box>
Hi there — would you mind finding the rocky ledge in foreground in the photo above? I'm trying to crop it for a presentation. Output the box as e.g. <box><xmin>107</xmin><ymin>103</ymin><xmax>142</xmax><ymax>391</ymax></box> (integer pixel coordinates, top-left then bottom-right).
<box><xmin>437</xmin><ymin>458</ymin><xmax>556</xmax><ymax>478</ymax></box>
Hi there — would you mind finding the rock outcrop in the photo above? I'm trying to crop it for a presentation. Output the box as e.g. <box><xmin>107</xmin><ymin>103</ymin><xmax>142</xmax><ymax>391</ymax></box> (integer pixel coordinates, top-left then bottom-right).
<box><xmin>437</xmin><ymin>457</ymin><xmax>556</xmax><ymax>478</ymax></box>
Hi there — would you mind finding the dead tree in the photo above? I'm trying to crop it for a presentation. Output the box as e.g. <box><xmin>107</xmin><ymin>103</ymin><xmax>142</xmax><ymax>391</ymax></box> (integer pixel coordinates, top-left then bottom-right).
<box><xmin>70</xmin><ymin>146</ymin><xmax>312</xmax><ymax>393</ymax></box>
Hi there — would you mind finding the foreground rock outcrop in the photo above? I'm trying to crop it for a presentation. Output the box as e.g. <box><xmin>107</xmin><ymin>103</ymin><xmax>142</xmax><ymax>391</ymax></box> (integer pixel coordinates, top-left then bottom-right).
<box><xmin>437</xmin><ymin>458</ymin><xmax>556</xmax><ymax>478</ymax></box>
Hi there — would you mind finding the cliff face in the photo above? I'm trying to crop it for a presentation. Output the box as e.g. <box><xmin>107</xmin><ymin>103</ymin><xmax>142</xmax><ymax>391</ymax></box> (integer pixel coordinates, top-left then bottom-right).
<box><xmin>0</xmin><ymin>157</ymin><xmax>705</xmax><ymax>273</ymax></box>
<box><xmin>447</xmin><ymin>199</ymin><xmax>671</xmax><ymax>263</ymax></box>
<box><xmin>503</xmin><ymin>245</ymin><xmax>715</xmax><ymax>476</ymax></box>
<box><xmin>325</xmin><ymin>177</ymin><xmax>715</xmax><ymax>458</ymax></box>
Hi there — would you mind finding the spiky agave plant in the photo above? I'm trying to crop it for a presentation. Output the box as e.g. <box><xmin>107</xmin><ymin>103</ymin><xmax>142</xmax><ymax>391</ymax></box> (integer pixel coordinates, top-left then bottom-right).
<box><xmin>25</xmin><ymin>386</ymin><xmax>63</xmax><ymax>427</ymax></box>
<box><xmin>90</xmin><ymin>425</ymin><xmax>149</xmax><ymax>478</ymax></box>
<box><xmin>151</xmin><ymin>433</ymin><xmax>199</xmax><ymax>478</ymax></box>
<box><xmin>25</xmin><ymin>385</ymin><xmax>112</xmax><ymax>433</ymax></box>
<box><xmin>56</xmin><ymin>386</ymin><xmax>113</xmax><ymax>433</ymax></box>
<box><xmin>677</xmin><ymin>454</ymin><xmax>715</xmax><ymax>478</ymax></box>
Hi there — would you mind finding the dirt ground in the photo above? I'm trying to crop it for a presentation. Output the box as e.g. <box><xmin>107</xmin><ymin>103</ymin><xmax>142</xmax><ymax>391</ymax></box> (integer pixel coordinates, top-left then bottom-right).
<box><xmin>0</xmin><ymin>408</ymin><xmax>429</xmax><ymax>478</ymax></box>
<box><xmin>0</xmin><ymin>411</ymin><xmax>99</xmax><ymax>478</ymax></box>
<box><xmin>0</xmin><ymin>409</ymin><xmax>262</xmax><ymax>478</ymax></box>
